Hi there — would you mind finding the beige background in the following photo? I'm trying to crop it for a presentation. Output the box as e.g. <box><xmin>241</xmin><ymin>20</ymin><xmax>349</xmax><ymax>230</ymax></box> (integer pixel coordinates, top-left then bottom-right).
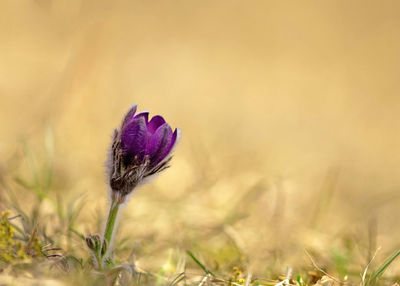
<box><xmin>1</xmin><ymin>0</ymin><xmax>400</xmax><ymax>275</ymax></box>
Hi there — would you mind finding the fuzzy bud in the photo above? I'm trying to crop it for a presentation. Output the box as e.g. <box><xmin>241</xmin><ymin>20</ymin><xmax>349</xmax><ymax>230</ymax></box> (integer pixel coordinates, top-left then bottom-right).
<box><xmin>85</xmin><ymin>235</ymin><xmax>95</xmax><ymax>250</ymax></box>
<box><xmin>108</xmin><ymin>104</ymin><xmax>180</xmax><ymax>202</ymax></box>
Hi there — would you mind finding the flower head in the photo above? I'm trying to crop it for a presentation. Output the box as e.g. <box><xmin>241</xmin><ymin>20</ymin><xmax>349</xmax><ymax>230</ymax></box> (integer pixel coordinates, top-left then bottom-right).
<box><xmin>108</xmin><ymin>104</ymin><xmax>180</xmax><ymax>201</ymax></box>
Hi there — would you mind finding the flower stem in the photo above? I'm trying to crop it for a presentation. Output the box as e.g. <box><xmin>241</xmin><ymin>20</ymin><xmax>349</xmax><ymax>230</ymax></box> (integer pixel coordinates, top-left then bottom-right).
<box><xmin>102</xmin><ymin>198</ymin><xmax>121</xmax><ymax>259</ymax></box>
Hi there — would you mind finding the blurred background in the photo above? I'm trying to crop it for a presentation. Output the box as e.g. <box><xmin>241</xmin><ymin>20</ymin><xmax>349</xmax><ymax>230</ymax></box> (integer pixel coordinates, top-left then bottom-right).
<box><xmin>1</xmin><ymin>0</ymin><xmax>400</xmax><ymax>280</ymax></box>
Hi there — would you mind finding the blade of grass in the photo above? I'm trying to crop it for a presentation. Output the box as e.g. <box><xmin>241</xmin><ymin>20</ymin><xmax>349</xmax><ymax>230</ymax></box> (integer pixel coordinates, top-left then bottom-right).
<box><xmin>69</xmin><ymin>226</ymin><xmax>85</xmax><ymax>241</ymax></box>
<box><xmin>22</xmin><ymin>140</ymin><xmax>39</xmax><ymax>188</ymax></box>
<box><xmin>186</xmin><ymin>250</ymin><xmax>215</xmax><ymax>277</ymax></box>
<box><xmin>7</xmin><ymin>221</ymin><xmax>27</xmax><ymax>239</ymax></box>
<box><xmin>168</xmin><ymin>272</ymin><xmax>185</xmax><ymax>286</ymax></box>
<box><xmin>44</xmin><ymin>123</ymin><xmax>54</xmax><ymax>189</ymax></box>
<box><xmin>14</xmin><ymin>176</ymin><xmax>46</xmax><ymax>200</ymax></box>
<box><xmin>370</xmin><ymin>249</ymin><xmax>400</xmax><ymax>284</ymax></box>
<box><xmin>361</xmin><ymin>247</ymin><xmax>380</xmax><ymax>286</ymax></box>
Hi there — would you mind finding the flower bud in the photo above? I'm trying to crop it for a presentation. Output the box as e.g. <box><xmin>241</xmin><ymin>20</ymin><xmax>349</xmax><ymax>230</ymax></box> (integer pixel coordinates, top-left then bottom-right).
<box><xmin>108</xmin><ymin>105</ymin><xmax>180</xmax><ymax>201</ymax></box>
<box><xmin>85</xmin><ymin>235</ymin><xmax>95</xmax><ymax>250</ymax></box>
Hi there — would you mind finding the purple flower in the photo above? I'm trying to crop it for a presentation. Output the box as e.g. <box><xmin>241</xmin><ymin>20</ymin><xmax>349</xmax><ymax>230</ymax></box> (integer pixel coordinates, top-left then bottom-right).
<box><xmin>108</xmin><ymin>104</ymin><xmax>180</xmax><ymax>201</ymax></box>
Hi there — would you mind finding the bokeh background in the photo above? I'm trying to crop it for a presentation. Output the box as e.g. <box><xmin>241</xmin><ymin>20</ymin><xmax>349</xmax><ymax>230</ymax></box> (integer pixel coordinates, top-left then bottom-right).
<box><xmin>1</xmin><ymin>0</ymin><xmax>400</xmax><ymax>280</ymax></box>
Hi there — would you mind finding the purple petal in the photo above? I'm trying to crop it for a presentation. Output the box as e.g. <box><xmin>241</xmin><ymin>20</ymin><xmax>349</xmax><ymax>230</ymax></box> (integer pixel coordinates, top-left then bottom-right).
<box><xmin>166</xmin><ymin>128</ymin><xmax>180</xmax><ymax>155</ymax></box>
<box><xmin>146</xmin><ymin>123</ymin><xmax>173</xmax><ymax>166</ymax></box>
<box><xmin>121</xmin><ymin>116</ymin><xmax>148</xmax><ymax>160</ymax></box>
<box><xmin>155</xmin><ymin>128</ymin><xmax>180</xmax><ymax>165</ymax></box>
<box><xmin>134</xmin><ymin>111</ymin><xmax>149</xmax><ymax>123</ymax></box>
<box><xmin>121</xmin><ymin>104</ymin><xmax>137</xmax><ymax>128</ymax></box>
<box><xmin>147</xmin><ymin>115</ymin><xmax>166</xmax><ymax>135</ymax></box>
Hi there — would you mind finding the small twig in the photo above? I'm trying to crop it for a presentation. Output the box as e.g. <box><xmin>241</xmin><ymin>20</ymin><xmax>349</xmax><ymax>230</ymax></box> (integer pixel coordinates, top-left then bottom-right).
<box><xmin>198</xmin><ymin>274</ymin><xmax>210</xmax><ymax>286</ymax></box>
<box><xmin>6</xmin><ymin>214</ymin><xmax>22</xmax><ymax>221</ymax></box>
<box><xmin>274</xmin><ymin>279</ymin><xmax>296</xmax><ymax>286</ymax></box>
<box><xmin>305</xmin><ymin>249</ymin><xmax>347</xmax><ymax>284</ymax></box>
<box><xmin>245</xmin><ymin>272</ymin><xmax>252</xmax><ymax>286</ymax></box>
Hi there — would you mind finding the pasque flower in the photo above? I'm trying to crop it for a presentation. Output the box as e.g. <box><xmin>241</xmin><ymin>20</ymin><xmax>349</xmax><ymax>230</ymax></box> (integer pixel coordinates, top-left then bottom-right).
<box><xmin>108</xmin><ymin>104</ymin><xmax>180</xmax><ymax>202</ymax></box>
<box><xmin>87</xmin><ymin>104</ymin><xmax>180</xmax><ymax>270</ymax></box>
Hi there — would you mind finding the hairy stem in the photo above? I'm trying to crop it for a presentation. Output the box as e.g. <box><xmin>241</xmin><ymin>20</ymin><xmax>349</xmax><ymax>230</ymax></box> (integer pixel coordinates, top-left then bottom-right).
<box><xmin>102</xmin><ymin>198</ymin><xmax>121</xmax><ymax>259</ymax></box>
